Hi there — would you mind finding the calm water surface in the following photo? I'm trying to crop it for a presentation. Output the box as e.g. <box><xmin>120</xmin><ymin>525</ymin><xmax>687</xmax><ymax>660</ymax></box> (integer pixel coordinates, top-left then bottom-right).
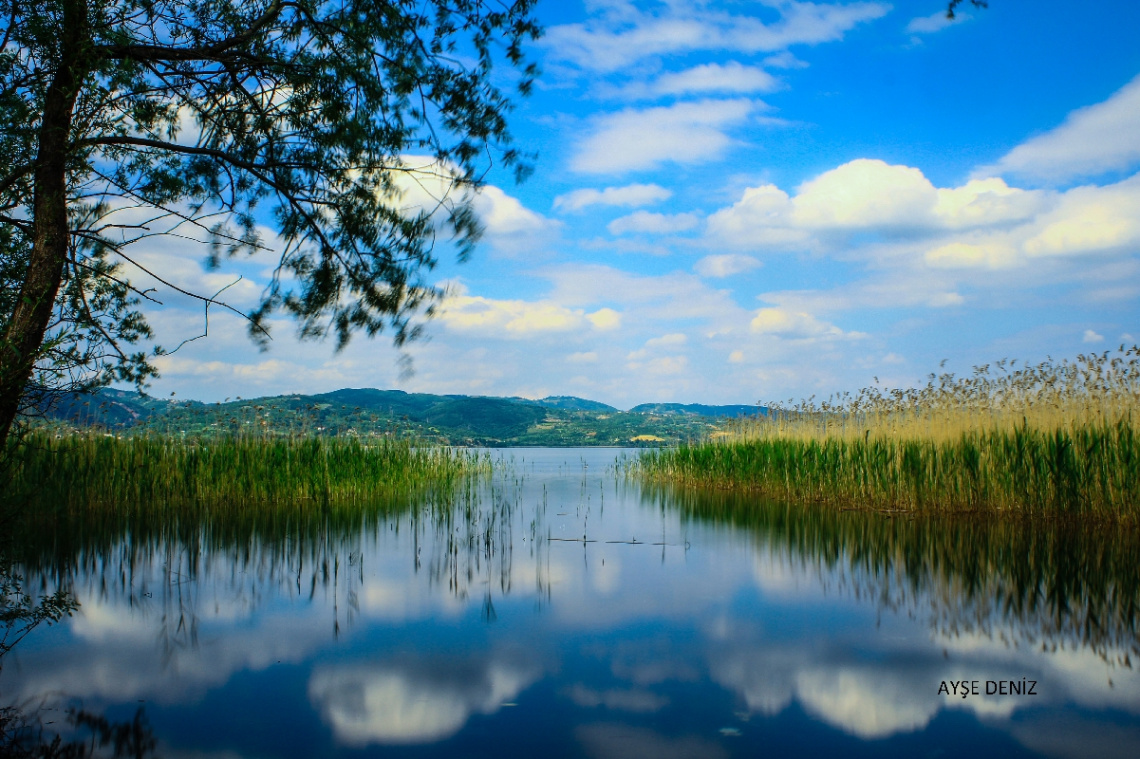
<box><xmin>4</xmin><ymin>447</ymin><xmax>1139</xmax><ymax>757</ymax></box>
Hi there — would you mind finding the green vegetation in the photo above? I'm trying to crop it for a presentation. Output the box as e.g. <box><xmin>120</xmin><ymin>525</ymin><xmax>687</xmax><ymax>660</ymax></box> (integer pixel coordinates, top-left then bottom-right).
<box><xmin>4</xmin><ymin>434</ymin><xmax>482</xmax><ymax>515</ymax></box>
<box><xmin>636</xmin><ymin>348</ymin><xmax>1140</xmax><ymax>518</ymax></box>
<box><xmin>31</xmin><ymin>387</ymin><xmax>763</xmax><ymax>446</ymax></box>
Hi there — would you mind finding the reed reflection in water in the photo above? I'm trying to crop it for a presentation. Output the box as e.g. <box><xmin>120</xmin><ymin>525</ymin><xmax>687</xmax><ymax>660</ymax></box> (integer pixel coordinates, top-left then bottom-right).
<box><xmin>642</xmin><ymin>481</ymin><xmax>1140</xmax><ymax>665</ymax></box>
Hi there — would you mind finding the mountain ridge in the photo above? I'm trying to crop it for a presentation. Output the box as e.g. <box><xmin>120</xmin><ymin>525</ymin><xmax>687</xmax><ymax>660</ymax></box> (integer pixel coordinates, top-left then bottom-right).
<box><xmin>33</xmin><ymin>387</ymin><xmax>768</xmax><ymax>446</ymax></box>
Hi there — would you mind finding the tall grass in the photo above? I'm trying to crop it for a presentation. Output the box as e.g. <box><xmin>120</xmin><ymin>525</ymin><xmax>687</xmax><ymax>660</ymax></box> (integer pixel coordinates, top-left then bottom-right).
<box><xmin>636</xmin><ymin>348</ymin><xmax>1140</xmax><ymax>517</ymax></box>
<box><xmin>4</xmin><ymin>434</ymin><xmax>485</xmax><ymax>515</ymax></box>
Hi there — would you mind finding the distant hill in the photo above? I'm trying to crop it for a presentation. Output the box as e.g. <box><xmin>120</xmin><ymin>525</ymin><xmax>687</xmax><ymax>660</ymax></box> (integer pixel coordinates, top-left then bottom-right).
<box><xmin>525</xmin><ymin>396</ymin><xmax>618</xmax><ymax>412</ymax></box>
<box><xmin>29</xmin><ymin>387</ymin><xmax>767</xmax><ymax>446</ymax></box>
<box><xmin>34</xmin><ymin>387</ymin><xmax>189</xmax><ymax>428</ymax></box>
<box><xmin>628</xmin><ymin>402</ymin><xmax>766</xmax><ymax>418</ymax></box>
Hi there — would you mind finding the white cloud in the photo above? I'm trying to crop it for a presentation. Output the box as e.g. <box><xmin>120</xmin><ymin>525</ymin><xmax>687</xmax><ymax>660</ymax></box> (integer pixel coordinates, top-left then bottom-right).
<box><xmin>695</xmin><ymin>254</ymin><xmax>762</xmax><ymax>278</ymax></box>
<box><xmin>728</xmin><ymin>350</ymin><xmax>744</xmax><ymax>363</ymax></box>
<box><xmin>792</xmin><ymin>159</ymin><xmax>937</xmax><ymax>228</ymax></box>
<box><xmin>542</xmin><ymin>263</ymin><xmax>743</xmax><ymax>324</ymax></box>
<box><xmin>710</xmin><ymin>161</ymin><xmax>1050</xmax><ymax>251</ymax></box>
<box><xmin>982</xmin><ymin>72</ymin><xmax>1140</xmax><ymax>184</ymax></box>
<box><xmin>924</xmin><ymin>241</ymin><xmax>1018</xmax><ymax>270</ymax></box>
<box><xmin>587</xmin><ymin>307</ymin><xmax>622</xmax><ymax>330</ymax></box>
<box><xmin>645</xmin><ymin>333</ymin><xmax>687</xmax><ymax>348</ymax></box>
<box><xmin>639</xmin><ymin>355</ymin><xmax>689</xmax><ymax>375</ymax></box>
<box><xmin>648</xmin><ymin>62</ymin><xmax>781</xmax><ymax>96</ymax></box>
<box><xmin>553</xmin><ymin>183</ymin><xmax>672</xmax><ymax>212</ymax></box>
<box><xmin>437</xmin><ymin>288</ymin><xmax>622</xmax><ymax>337</ymax></box>
<box><xmin>707</xmin><ymin>159</ymin><xmax>1140</xmax><ymax>283</ymax></box>
<box><xmin>545</xmin><ymin>1</ymin><xmax>889</xmax><ymax>72</ymax></box>
<box><xmin>154</xmin><ymin>354</ymin><xmax>348</xmax><ymax>388</ymax></box>
<box><xmin>763</xmin><ymin>51</ymin><xmax>809</xmax><ymax>69</ymax></box>
<box><xmin>929</xmin><ymin>291</ymin><xmax>965</xmax><ymax>307</ymax></box>
<box><xmin>705</xmin><ymin>184</ymin><xmax>808</xmax><ymax>250</ymax></box>
<box><xmin>1083</xmin><ymin>329</ymin><xmax>1105</xmax><ymax>343</ymax></box>
<box><xmin>933</xmin><ymin>178</ymin><xmax>1044</xmax><ymax>227</ymax></box>
<box><xmin>627</xmin><ymin>331</ymin><xmax>687</xmax><ymax>361</ymax></box>
<box><xmin>750</xmin><ymin>308</ymin><xmax>859</xmax><ymax>340</ymax></box>
<box><xmin>905</xmin><ymin>11</ymin><xmax>968</xmax><ymax>34</ymax></box>
<box><xmin>608</xmin><ymin>211</ymin><xmax>700</xmax><ymax>235</ymax></box>
<box><xmin>384</xmin><ymin>157</ymin><xmax>558</xmax><ymax>254</ymax></box>
<box><xmin>572</xmin><ymin>99</ymin><xmax>755</xmax><ymax>174</ymax></box>
<box><xmin>1023</xmin><ymin>175</ymin><xmax>1140</xmax><ymax>256</ymax></box>
<box><xmin>567</xmin><ymin>351</ymin><xmax>598</xmax><ymax>363</ymax></box>
<box><xmin>473</xmin><ymin>186</ymin><xmax>557</xmax><ymax>239</ymax></box>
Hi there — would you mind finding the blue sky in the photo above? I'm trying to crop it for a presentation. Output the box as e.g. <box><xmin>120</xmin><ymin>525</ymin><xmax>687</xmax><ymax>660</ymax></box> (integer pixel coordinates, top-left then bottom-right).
<box><xmin>135</xmin><ymin>0</ymin><xmax>1140</xmax><ymax>408</ymax></box>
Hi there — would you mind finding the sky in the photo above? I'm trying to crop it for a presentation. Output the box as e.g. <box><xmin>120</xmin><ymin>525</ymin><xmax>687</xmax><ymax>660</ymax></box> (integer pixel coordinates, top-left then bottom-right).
<box><xmin>127</xmin><ymin>0</ymin><xmax>1140</xmax><ymax>409</ymax></box>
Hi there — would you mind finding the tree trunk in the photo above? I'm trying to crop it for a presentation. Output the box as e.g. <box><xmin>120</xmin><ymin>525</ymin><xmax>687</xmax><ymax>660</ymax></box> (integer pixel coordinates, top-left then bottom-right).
<box><xmin>0</xmin><ymin>0</ymin><xmax>90</xmax><ymax>448</ymax></box>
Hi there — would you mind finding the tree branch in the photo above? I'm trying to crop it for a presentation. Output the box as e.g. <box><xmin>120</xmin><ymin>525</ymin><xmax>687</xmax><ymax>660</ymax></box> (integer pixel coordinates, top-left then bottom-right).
<box><xmin>72</xmin><ymin>230</ymin><xmax>271</xmax><ymax>341</ymax></box>
<box><xmin>94</xmin><ymin>0</ymin><xmax>287</xmax><ymax>62</ymax></box>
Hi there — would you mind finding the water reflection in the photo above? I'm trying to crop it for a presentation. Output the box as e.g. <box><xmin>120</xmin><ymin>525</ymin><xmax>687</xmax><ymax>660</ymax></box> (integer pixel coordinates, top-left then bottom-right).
<box><xmin>2</xmin><ymin>449</ymin><xmax>1138</xmax><ymax>757</ymax></box>
<box><xmin>647</xmin><ymin>482</ymin><xmax>1140</xmax><ymax>663</ymax></box>
<box><xmin>309</xmin><ymin>650</ymin><xmax>541</xmax><ymax>746</ymax></box>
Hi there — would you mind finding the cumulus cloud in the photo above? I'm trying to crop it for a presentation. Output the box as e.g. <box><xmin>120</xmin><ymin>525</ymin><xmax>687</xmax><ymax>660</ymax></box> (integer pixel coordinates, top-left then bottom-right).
<box><xmin>694</xmin><ymin>254</ymin><xmax>762</xmax><ymax>278</ymax></box>
<box><xmin>708</xmin><ymin>160</ymin><xmax>1047</xmax><ymax>248</ymax></box>
<box><xmin>572</xmin><ymin>99</ymin><xmax>755</xmax><ymax>174</ymax></box>
<box><xmin>553</xmin><ymin>183</ymin><xmax>672</xmax><ymax>212</ymax></box>
<box><xmin>932</xmin><ymin>177</ymin><xmax>1044</xmax><ymax>227</ymax></box>
<box><xmin>707</xmin><ymin>157</ymin><xmax>1140</xmax><ymax>281</ymax></box>
<box><xmin>545</xmin><ymin>1</ymin><xmax>889</xmax><ymax>72</ymax></box>
<box><xmin>608</xmin><ymin>211</ymin><xmax>700</xmax><ymax>235</ymax></box>
<box><xmin>1023</xmin><ymin>175</ymin><xmax>1140</xmax><ymax>256</ymax></box>
<box><xmin>792</xmin><ymin>159</ymin><xmax>937</xmax><ymax>228</ymax></box>
<box><xmin>705</xmin><ymin>184</ymin><xmax>809</xmax><ymax>250</ymax></box>
<box><xmin>981</xmin><ymin>72</ymin><xmax>1140</xmax><ymax>184</ymax></box>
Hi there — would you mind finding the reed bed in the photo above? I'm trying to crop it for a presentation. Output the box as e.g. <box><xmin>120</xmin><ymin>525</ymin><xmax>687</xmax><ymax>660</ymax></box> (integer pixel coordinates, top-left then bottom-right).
<box><xmin>636</xmin><ymin>348</ymin><xmax>1140</xmax><ymax>517</ymax></box>
<box><xmin>3</xmin><ymin>434</ymin><xmax>485</xmax><ymax>516</ymax></box>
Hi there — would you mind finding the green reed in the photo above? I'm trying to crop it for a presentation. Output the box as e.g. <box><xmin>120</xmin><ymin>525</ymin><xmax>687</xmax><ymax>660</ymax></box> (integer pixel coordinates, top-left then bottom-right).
<box><xmin>3</xmin><ymin>433</ymin><xmax>486</xmax><ymax>517</ymax></box>
<box><xmin>636</xmin><ymin>348</ymin><xmax>1140</xmax><ymax>517</ymax></box>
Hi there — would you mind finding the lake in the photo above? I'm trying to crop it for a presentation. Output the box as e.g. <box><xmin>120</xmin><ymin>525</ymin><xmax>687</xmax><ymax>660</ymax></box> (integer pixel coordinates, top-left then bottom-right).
<box><xmin>3</xmin><ymin>447</ymin><xmax>1138</xmax><ymax>757</ymax></box>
